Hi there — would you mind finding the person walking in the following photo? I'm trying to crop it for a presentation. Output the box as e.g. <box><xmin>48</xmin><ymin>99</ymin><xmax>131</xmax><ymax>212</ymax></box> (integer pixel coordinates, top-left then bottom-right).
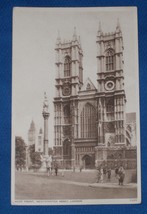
<box><xmin>96</xmin><ymin>168</ymin><xmax>100</xmax><ymax>183</ymax></box>
<box><xmin>115</xmin><ymin>166</ymin><xmax>119</xmax><ymax>177</ymax></box>
<box><xmin>107</xmin><ymin>168</ymin><xmax>111</xmax><ymax>182</ymax></box>
<box><xmin>118</xmin><ymin>166</ymin><xmax>125</xmax><ymax>185</ymax></box>
<box><xmin>79</xmin><ymin>164</ymin><xmax>83</xmax><ymax>172</ymax></box>
<box><xmin>103</xmin><ymin>167</ymin><xmax>107</xmax><ymax>181</ymax></box>
<box><xmin>100</xmin><ymin>168</ymin><xmax>104</xmax><ymax>183</ymax></box>
<box><xmin>46</xmin><ymin>159</ymin><xmax>51</xmax><ymax>176</ymax></box>
<box><xmin>54</xmin><ymin>161</ymin><xmax>58</xmax><ymax>176</ymax></box>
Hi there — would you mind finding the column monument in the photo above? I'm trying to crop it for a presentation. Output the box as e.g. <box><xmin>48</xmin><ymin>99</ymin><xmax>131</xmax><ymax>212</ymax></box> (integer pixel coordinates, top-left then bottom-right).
<box><xmin>40</xmin><ymin>92</ymin><xmax>51</xmax><ymax>171</ymax></box>
<box><xmin>42</xmin><ymin>92</ymin><xmax>50</xmax><ymax>156</ymax></box>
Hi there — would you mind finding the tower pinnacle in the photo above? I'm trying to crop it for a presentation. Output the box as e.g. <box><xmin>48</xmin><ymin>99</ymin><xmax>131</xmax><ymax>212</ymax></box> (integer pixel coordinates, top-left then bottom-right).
<box><xmin>97</xmin><ymin>21</ymin><xmax>102</xmax><ymax>36</ymax></box>
<box><xmin>56</xmin><ymin>30</ymin><xmax>61</xmax><ymax>45</ymax></box>
<box><xmin>73</xmin><ymin>26</ymin><xmax>77</xmax><ymax>41</ymax></box>
<box><xmin>116</xmin><ymin>18</ymin><xmax>121</xmax><ymax>32</ymax></box>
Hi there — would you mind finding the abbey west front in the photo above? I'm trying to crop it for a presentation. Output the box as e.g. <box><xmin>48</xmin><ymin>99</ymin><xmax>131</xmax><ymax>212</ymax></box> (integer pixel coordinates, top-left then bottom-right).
<box><xmin>53</xmin><ymin>21</ymin><xmax>136</xmax><ymax>169</ymax></box>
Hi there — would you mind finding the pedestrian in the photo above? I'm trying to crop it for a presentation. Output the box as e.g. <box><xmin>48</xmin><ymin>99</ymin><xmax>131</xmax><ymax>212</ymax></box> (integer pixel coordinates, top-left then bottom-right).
<box><xmin>107</xmin><ymin>168</ymin><xmax>111</xmax><ymax>181</ymax></box>
<box><xmin>103</xmin><ymin>167</ymin><xmax>107</xmax><ymax>181</ymax></box>
<box><xmin>51</xmin><ymin>161</ymin><xmax>54</xmax><ymax>175</ymax></box>
<box><xmin>46</xmin><ymin>159</ymin><xmax>52</xmax><ymax>176</ymax></box>
<box><xmin>79</xmin><ymin>164</ymin><xmax>83</xmax><ymax>172</ymax></box>
<box><xmin>118</xmin><ymin>166</ymin><xmax>125</xmax><ymax>185</ymax></box>
<box><xmin>100</xmin><ymin>168</ymin><xmax>104</xmax><ymax>183</ymax></box>
<box><xmin>54</xmin><ymin>161</ymin><xmax>58</xmax><ymax>176</ymax></box>
<box><xmin>96</xmin><ymin>168</ymin><xmax>100</xmax><ymax>183</ymax></box>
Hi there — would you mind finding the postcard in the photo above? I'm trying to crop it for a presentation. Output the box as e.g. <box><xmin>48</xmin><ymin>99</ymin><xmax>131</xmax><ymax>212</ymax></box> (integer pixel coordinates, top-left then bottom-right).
<box><xmin>11</xmin><ymin>7</ymin><xmax>141</xmax><ymax>205</ymax></box>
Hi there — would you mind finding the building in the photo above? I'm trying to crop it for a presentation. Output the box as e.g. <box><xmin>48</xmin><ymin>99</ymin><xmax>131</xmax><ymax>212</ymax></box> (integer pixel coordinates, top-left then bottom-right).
<box><xmin>53</xmin><ymin>22</ymin><xmax>128</xmax><ymax>169</ymax></box>
<box><xmin>126</xmin><ymin>112</ymin><xmax>136</xmax><ymax>146</ymax></box>
<box><xmin>35</xmin><ymin>128</ymin><xmax>43</xmax><ymax>152</ymax></box>
<box><xmin>28</xmin><ymin>120</ymin><xmax>36</xmax><ymax>146</ymax></box>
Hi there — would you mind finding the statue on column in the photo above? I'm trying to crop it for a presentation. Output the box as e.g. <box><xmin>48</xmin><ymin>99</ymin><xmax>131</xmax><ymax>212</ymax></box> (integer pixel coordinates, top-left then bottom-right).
<box><xmin>39</xmin><ymin>92</ymin><xmax>50</xmax><ymax>171</ymax></box>
<box><xmin>43</xmin><ymin>92</ymin><xmax>49</xmax><ymax>114</ymax></box>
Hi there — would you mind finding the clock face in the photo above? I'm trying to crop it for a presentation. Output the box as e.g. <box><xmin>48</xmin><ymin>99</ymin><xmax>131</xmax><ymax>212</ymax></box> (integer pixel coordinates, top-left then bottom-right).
<box><xmin>105</xmin><ymin>81</ymin><xmax>115</xmax><ymax>91</ymax></box>
<box><xmin>63</xmin><ymin>85</ymin><xmax>71</xmax><ymax>96</ymax></box>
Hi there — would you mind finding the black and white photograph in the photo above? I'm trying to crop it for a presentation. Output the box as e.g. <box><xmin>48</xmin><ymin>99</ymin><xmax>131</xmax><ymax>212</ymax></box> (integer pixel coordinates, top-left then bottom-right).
<box><xmin>11</xmin><ymin>7</ymin><xmax>141</xmax><ymax>205</ymax></box>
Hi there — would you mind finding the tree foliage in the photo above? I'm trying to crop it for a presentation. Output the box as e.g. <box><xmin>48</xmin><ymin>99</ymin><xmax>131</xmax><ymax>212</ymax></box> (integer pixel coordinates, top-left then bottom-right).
<box><xmin>15</xmin><ymin>136</ymin><xmax>26</xmax><ymax>167</ymax></box>
<box><xmin>29</xmin><ymin>144</ymin><xmax>41</xmax><ymax>167</ymax></box>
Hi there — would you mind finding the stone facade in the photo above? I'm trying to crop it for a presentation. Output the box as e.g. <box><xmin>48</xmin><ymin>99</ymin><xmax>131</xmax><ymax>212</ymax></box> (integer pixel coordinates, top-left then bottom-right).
<box><xmin>126</xmin><ymin>112</ymin><xmax>136</xmax><ymax>146</ymax></box>
<box><xmin>53</xmin><ymin>23</ymin><xmax>135</xmax><ymax>169</ymax></box>
<box><xmin>95</xmin><ymin>146</ymin><xmax>137</xmax><ymax>169</ymax></box>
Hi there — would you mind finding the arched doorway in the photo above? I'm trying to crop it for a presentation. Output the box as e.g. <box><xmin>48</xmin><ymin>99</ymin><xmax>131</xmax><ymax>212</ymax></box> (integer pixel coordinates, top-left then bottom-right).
<box><xmin>82</xmin><ymin>155</ymin><xmax>93</xmax><ymax>169</ymax></box>
<box><xmin>63</xmin><ymin>139</ymin><xmax>71</xmax><ymax>169</ymax></box>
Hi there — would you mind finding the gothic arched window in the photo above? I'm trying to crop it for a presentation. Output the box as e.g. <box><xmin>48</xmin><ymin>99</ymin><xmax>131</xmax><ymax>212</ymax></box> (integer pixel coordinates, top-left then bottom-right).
<box><xmin>106</xmin><ymin>98</ymin><xmax>114</xmax><ymax>122</ymax></box>
<box><xmin>64</xmin><ymin>56</ymin><xmax>71</xmax><ymax>77</ymax></box>
<box><xmin>80</xmin><ymin>103</ymin><xmax>97</xmax><ymax>138</ymax></box>
<box><xmin>63</xmin><ymin>104</ymin><xmax>70</xmax><ymax>124</ymax></box>
<box><xmin>106</xmin><ymin>50</ymin><xmax>114</xmax><ymax>71</ymax></box>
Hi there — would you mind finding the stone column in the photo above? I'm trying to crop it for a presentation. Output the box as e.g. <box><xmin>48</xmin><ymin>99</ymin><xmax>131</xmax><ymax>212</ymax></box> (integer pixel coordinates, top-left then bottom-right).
<box><xmin>42</xmin><ymin>92</ymin><xmax>50</xmax><ymax>156</ymax></box>
<box><xmin>43</xmin><ymin>112</ymin><xmax>49</xmax><ymax>155</ymax></box>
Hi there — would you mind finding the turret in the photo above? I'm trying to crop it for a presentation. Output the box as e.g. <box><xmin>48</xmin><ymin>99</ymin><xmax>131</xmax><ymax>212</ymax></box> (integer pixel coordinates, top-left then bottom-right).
<box><xmin>116</xmin><ymin>18</ymin><xmax>121</xmax><ymax>33</ymax></box>
<box><xmin>72</xmin><ymin>27</ymin><xmax>77</xmax><ymax>41</ymax></box>
<box><xmin>97</xmin><ymin>21</ymin><xmax>102</xmax><ymax>37</ymax></box>
<box><xmin>56</xmin><ymin>30</ymin><xmax>61</xmax><ymax>45</ymax></box>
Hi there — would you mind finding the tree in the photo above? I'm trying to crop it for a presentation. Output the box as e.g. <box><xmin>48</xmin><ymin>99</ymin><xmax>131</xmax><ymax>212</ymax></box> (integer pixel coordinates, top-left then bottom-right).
<box><xmin>29</xmin><ymin>144</ymin><xmax>41</xmax><ymax>168</ymax></box>
<box><xmin>15</xmin><ymin>136</ymin><xmax>26</xmax><ymax>168</ymax></box>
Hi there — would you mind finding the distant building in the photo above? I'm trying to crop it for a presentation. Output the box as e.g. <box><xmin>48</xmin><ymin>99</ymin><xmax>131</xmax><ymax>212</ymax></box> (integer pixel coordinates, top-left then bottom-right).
<box><xmin>28</xmin><ymin>120</ymin><xmax>36</xmax><ymax>146</ymax></box>
<box><xmin>126</xmin><ymin>112</ymin><xmax>136</xmax><ymax>146</ymax></box>
<box><xmin>35</xmin><ymin>128</ymin><xmax>43</xmax><ymax>152</ymax></box>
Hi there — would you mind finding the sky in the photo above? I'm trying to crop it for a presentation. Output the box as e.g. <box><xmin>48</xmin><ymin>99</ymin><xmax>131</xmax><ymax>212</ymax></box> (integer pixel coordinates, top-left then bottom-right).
<box><xmin>12</xmin><ymin>7</ymin><xmax>139</xmax><ymax>147</ymax></box>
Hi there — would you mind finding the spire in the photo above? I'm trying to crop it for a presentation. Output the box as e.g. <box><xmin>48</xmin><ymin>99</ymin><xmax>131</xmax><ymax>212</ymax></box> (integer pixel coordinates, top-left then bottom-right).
<box><xmin>73</xmin><ymin>26</ymin><xmax>77</xmax><ymax>41</ymax></box>
<box><xmin>116</xmin><ymin>18</ymin><xmax>121</xmax><ymax>33</ymax></box>
<box><xmin>99</xmin><ymin>21</ymin><xmax>102</xmax><ymax>32</ymax></box>
<box><xmin>30</xmin><ymin>120</ymin><xmax>35</xmax><ymax>131</ymax></box>
<box><xmin>97</xmin><ymin>21</ymin><xmax>102</xmax><ymax>36</ymax></box>
<box><xmin>56</xmin><ymin>30</ymin><xmax>61</xmax><ymax>45</ymax></box>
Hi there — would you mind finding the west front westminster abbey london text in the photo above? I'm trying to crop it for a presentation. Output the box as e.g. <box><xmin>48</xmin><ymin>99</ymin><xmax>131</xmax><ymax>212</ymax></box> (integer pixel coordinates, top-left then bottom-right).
<box><xmin>53</xmin><ymin>21</ymin><xmax>136</xmax><ymax>170</ymax></box>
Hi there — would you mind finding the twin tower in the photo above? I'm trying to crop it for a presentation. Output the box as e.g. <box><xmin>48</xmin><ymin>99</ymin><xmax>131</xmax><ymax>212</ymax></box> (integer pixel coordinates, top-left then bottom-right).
<box><xmin>53</xmin><ymin>21</ymin><xmax>126</xmax><ymax>169</ymax></box>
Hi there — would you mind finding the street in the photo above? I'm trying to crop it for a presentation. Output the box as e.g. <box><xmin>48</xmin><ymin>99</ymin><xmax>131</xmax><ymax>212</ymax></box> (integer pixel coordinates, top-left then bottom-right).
<box><xmin>15</xmin><ymin>171</ymin><xmax>137</xmax><ymax>200</ymax></box>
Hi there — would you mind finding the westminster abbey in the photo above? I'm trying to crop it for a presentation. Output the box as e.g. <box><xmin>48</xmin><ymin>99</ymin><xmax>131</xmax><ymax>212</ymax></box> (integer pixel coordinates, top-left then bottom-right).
<box><xmin>53</xmin><ymin>22</ymin><xmax>134</xmax><ymax>169</ymax></box>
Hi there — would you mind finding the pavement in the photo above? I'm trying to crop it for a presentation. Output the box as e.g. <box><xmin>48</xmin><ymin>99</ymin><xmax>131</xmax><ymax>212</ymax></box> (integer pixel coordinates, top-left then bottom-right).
<box><xmin>22</xmin><ymin>171</ymin><xmax>137</xmax><ymax>189</ymax></box>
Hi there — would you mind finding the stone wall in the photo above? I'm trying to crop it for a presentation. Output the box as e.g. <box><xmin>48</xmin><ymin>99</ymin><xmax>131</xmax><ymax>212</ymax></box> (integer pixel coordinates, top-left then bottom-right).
<box><xmin>95</xmin><ymin>146</ymin><xmax>137</xmax><ymax>170</ymax></box>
